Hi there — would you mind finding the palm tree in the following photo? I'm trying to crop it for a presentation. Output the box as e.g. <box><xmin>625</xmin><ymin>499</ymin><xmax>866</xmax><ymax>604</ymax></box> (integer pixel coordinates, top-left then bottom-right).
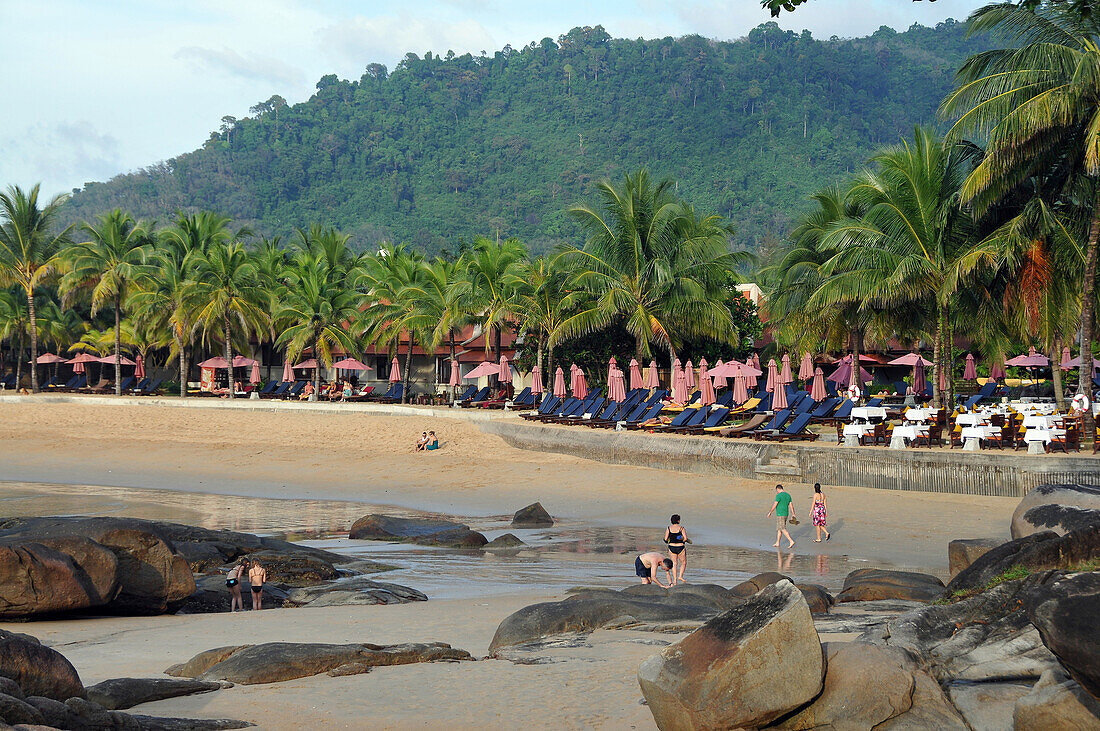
<box><xmin>184</xmin><ymin>242</ymin><xmax>270</xmax><ymax>399</ymax></box>
<box><xmin>59</xmin><ymin>210</ymin><xmax>151</xmax><ymax>395</ymax></box>
<box><xmin>0</xmin><ymin>184</ymin><xmax>71</xmax><ymax>392</ymax></box>
<box><xmin>358</xmin><ymin>245</ymin><xmax>426</xmax><ymax>404</ymax></box>
<box><xmin>274</xmin><ymin>258</ymin><xmax>361</xmax><ymax>395</ymax></box>
<box><xmin>0</xmin><ymin>289</ymin><xmax>30</xmax><ymax>388</ymax></box>
<box><xmin>812</xmin><ymin>129</ymin><xmax>978</xmax><ymax>405</ymax></box>
<box><xmin>557</xmin><ymin>169</ymin><xmax>743</xmax><ymax>361</ymax></box>
<box><xmin>399</xmin><ymin>256</ymin><xmax>472</xmax><ymax>397</ymax></box>
<box><xmin>512</xmin><ymin>256</ymin><xmax>585</xmax><ymax>382</ymax></box>
<box><xmin>466</xmin><ymin>236</ymin><xmax>527</xmax><ymax>360</ymax></box>
<box><xmin>941</xmin><ymin>1</ymin><xmax>1100</xmax><ymax>409</ymax></box>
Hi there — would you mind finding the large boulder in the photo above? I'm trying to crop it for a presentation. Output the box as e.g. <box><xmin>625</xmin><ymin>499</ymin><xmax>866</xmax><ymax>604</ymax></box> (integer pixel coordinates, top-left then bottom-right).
<box><xmin>284</xmin><ymin>577</ymin><xmax>428</xmax><ymax>607</ymax></box>
<box><xmin>168</xmin><ymin>642</ymin><xmax>472</xmax><ymax>684</ymax></box>
<box><xmin>485</xmin><ymin>533</ymin><xmax>525</xmax><ymax>548</ymax></box>
<box><xmin>1013</xmin><ymin>667</ymin><xmax>1100</xmax><ymax>729</ymax></box>
<box><xmin>637</xmin><ymin>580</ymin><xmax>824</xmax><ymax>730</ymax></box>
<box><xmin>772</xmin><ymin>643</ymin><xmax>967</xmax><ymax>731</ymax></box>
<box><xmin>0</xmin><ymin>692</ymin><xmax>45</xmax><ymax>726</ymax></box>
<box><xmin>836</xmin><ymin>568</ymin><xmax>945</xmax><ymax>604</ymax></box>
<box><xmin>85</xmin><ymin>677</ymin><xmax>225</xmax><ymax>710</ymax></box>
<box><xmin>730</xmin><ymin>573</ymin><xmax>832</xmax><ymax>613</ymax></box>
<box><xmin>348</xmin><ymin>514</ymin><xmax>488</xmax><ymax>547</ymax></box>
<box><xmin>94</xmin><ymin>527</ymin><xmax>196</xmax><ymax>614</ymax></box>
<box><xmin>861</xmin><ymin>572</ymin><xmax>1059</xmax><ymax>683</ymax></box>
<box><xmin>946</xmin><ymin>681</ymin><xmax>1031</xmax><ymax>731</ymax></box>
<box><xmin>1025</xmin><ymin>570</ymin><xmax>1100</xmax><ymax>699</ymax></box>
<box><xmin>948</xmin><ymin>538</ymin><xmax>1001</xmax><ymax>578</ymax></box>
<box><xmin>510</xmin><ymin>503</ymin><xmax>554</xmax><ymax>528</ymax></box>
<box><xmin>947</xmin><ymin>525</ymin><xmax>1100</xmax><ymax>594</ymax></box>
<box><xmin>0</xmin><ymin>630</ymin><xmax>84</xmax><ymax>701</ymax></box>
<box><xmin>0</xmin><ymin>543</ymin><xmax>106</xmax><ymax>618</ymax></box>
<box><xmin>489</xmin><ymin>588</ymin><xmax>721</xmax><ymax>653</ymax></box>
<box><xmin>1012</xmin><ymin>483</ymin><xmax>1100</xmax><ymax>539</ymax></box>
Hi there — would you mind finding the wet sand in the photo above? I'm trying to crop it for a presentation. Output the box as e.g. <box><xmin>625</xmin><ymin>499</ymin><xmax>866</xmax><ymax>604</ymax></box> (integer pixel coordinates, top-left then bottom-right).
<box><xmin>0</xmin><ymin>400</ymin><xmax>1022</xmax><ymax>729</ymax></box>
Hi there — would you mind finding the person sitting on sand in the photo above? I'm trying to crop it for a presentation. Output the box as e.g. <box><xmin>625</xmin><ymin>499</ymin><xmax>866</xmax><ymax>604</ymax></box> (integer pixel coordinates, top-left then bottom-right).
<box><xmin>425</xmin><ymin>430</ymin><xmax>439</xmax><ymax>451</ymax></box>
<box><xmin>415</xmin><ymin>432</ymin><xmax>428</xmax><ymax>451</ymax></box>
<box><xmin>226</xmin><ymin>558</ymin><xmax>250</xmax><ymax>612</ymax></box>
<box><xmin>635</xmin><ymin>552</ymin><xmax>674</xmax><ymax>588</ymax></box>
<box><xmin>342</xmin><ymin>381</ymin><xmax>353</xmax><ymax>400</ymax></box>
<box><xmin>299</xmin><ymin>382</ymin><xmax>314</xmax><ymax>401</ymax></box>
<box><xmin>248</xmin><ymin>560</ymin><xmax>267</xmax><ymax>610</ymax></box>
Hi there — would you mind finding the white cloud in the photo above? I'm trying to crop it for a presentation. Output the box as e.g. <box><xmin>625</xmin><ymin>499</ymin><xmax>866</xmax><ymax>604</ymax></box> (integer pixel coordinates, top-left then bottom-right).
<box><xmin>0</xmin><ymin>121</ymin><xmax>123</xmax><ymax>192</ymax></box>
<box><xmin>316</xmin><ymin>14</ymin><xmax>497</xmax><ymax>72</ymax></box>
<box><xmin>175</xmin><ymin>46</ymin><xmax>306</xmax><ymax>87</ymax></box>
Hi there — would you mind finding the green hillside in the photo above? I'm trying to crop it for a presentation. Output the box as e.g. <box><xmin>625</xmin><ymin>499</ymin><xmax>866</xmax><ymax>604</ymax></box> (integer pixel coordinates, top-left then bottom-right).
<box><xmin>62</xmin><ymin>20</ymin><xmax>989</xmax><ymax>253</ymax></box>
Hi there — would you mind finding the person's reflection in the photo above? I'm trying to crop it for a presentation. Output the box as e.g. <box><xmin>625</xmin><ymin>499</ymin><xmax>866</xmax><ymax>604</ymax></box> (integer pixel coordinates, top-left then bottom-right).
<box><xmin>815</xmin><ymin>553</ymin><xmax>829</xmax><ymax>577</ymax></box>
<box><xmin>777</xmin><ymin>550</ymin><xmax>794</xmax><ymax>572</ymax></box>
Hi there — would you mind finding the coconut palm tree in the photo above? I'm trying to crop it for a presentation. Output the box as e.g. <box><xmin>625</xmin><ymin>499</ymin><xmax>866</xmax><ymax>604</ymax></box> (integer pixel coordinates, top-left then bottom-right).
<box><xmin>59</xmin><ymin>210</ymin><xmax>151</xmax><ymax>394</ymax></box>
<box><xmin>512</xmin><ymin>256</ymin><xmax>585</xmax><ymax>381</ymax></box>
<box><xmin>0</xmin><ymin>288</ymin><xmax>31</xmax><ymax>388</ymax></box>
<box><xmin>184</xmin><ymin>242</ymin><xmax>270</xmax><ymax>399</ymax></box>
<box><xmin>0</xmin><ymin>184</ymin><xmax>71</xmax><ymax>392</ymax></box>
<box><xmin>358</xmin><ymin>245</ymin><xmax>425</xmax><ymax>403</ymax></box>
<box><xmin>466</xmin><ymin>236</ymin><xmax>527</xmax><ymax>360</ymax></box>
<box><xmin>399</xmin><ymin>256</ymin><xmax>472</xmax><ymax>396</ymax></box>
<box><xmin>274</xmin><ymin>257</ymin><xmax>361</xmax><ymax>395</ymax></box>
<box><xmin>557</xmin><ymin>169</ymin><xmax>743</xmax><ymax>361</ymax></box>
<box><xmin>941</xmin><ymin>1</ymin><xmax>1100</xmax><ymax>409</ymax></box>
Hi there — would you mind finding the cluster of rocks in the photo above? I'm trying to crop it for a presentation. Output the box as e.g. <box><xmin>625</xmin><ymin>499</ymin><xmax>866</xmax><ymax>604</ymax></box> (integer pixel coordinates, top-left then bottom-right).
<box><xmin>0</xmin><ymin>628</ymin><xmax>249</xmax><ymax>729</ymax></box>
<box><xmin>631</xmin><ymin>482</ymin><xmax>1100</xmax><ymax>730</ymax></box>
<box><xmin>347</xmin><ymin>501</ymin><xmax>553</xmax><ymax>550</ymax></box>
<box><xmin>0</xmin><ymin>516</ymin><xmax>428</xmax><ymax>619</ymax></box>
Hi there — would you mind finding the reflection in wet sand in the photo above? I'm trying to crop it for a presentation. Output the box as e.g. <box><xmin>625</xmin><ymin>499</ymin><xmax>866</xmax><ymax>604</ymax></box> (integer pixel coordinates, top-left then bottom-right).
<box><xmin>1</xmin><ymin>481</ymin><xmax>885</xmax><ymax>599</ymax></box>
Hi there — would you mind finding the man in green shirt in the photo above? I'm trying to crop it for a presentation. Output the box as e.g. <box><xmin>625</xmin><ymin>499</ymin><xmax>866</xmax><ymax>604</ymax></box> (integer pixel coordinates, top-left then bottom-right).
<box><xmin>767</xmin><ymin>484</ymin><xmax>796</xmax><ymax>549</ymax></box>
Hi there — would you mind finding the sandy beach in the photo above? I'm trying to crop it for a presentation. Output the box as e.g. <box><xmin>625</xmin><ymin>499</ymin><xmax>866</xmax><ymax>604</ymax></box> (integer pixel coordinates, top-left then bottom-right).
<box><xmin>0</xmin><ymin>399</ymin><xmax>1021</xmax><ymax>729</ymax></box>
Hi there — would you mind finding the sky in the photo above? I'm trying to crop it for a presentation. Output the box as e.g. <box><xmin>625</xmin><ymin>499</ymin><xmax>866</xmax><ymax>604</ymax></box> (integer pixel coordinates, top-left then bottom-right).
<box><xmin>1</xmin><ymin>0</ymin><xmax>989</xmax><ymax>198</ymax></box>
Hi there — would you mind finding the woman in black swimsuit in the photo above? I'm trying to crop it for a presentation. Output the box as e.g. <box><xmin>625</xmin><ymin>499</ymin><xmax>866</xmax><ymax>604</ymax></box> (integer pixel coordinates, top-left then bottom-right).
<box><xmin>664</xmin><ymin>514</ymin><xmax>688</xmax><ymax>585</ymax></box>
<box><xmin>226</xmin><ymin>558</ymin><xmax>249</xmax><ymax>612</ymax></box>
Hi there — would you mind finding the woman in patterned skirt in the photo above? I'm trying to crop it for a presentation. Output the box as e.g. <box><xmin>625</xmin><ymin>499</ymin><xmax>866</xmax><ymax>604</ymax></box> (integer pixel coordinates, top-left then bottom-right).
<box><xmin>811</xmin><ymin>483</ymin><xmax>830</xmax><ymax>542</ymax></box>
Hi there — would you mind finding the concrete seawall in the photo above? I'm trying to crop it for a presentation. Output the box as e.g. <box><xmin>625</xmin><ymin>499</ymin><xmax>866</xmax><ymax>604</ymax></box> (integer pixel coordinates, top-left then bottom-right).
<box><xmin>481</xmin><ymin>421</ymin><xmax>1100</xmax><ymax>498</ymax></box>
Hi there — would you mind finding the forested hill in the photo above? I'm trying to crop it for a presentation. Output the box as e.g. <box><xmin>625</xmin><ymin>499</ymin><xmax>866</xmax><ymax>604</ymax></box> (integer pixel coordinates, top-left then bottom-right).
<box><xmin>63</xmin><ymin>21</ymin><xmax>989</xmax><ymax>253</ymax></box>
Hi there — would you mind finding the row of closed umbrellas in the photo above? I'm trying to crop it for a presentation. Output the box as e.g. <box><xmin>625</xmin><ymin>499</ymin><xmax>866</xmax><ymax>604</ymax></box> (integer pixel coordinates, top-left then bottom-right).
<box><xmin>35</xmin><ymin>351</ymin><xmax>147</xmax><ymax>379</ymax></box>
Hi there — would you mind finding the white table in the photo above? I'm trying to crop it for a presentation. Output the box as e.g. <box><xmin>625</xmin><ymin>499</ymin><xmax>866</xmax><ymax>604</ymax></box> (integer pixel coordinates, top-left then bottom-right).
<box><xmin>843</xmin><ymin>423</ymin><xmax>874</xmax><ymax>438</ymax></box>
<box><xmin>955</xmin><ymin>413</ymin><xmax>989</xmax><ymax>427</ymax></box>
<box><xmin>1022</xmin><ymin>414</ymin><xmax>1056</xmax><ymax>429</ymax></box>
<box><xmin>1024</xmin><ymin>427</ymin><xmax>1065</xmax><ymax>444</ymax></box>
<box><xmin>892</xmin><ymin>425</ymin><xmax>926</xmax><ymax>442</ymax></box>
<box><xmin>961</xmin><ymin>426</ymin><xmax>998</xmax><ymax>441</ymax></box>
<box><xmin>1014</xmin><ymin>402</ymin><xmax>1056</xmax><ymax>414</ymax></box>
<box><xmin>904</xmin><ymin>408</ymin><xmax>935</xmax><ymax>423</ymax></box>
<box><xmin>850</xmin><ymin>406</ymin><xmax>887</xmax><ymax>421</ymax></box>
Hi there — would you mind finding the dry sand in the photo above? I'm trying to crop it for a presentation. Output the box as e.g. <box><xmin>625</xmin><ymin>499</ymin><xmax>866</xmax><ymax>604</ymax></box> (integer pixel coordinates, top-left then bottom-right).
<box><xmin>0</xmin><ymin>399</ymin><xmax>1023</xmax><ymax>729</ymax></box>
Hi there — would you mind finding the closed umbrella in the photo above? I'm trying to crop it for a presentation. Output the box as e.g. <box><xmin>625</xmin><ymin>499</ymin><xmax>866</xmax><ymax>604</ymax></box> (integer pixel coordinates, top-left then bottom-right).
<box><xmin>670</xmin><ymin>358</ymin><xmax>682</xmax><ymax>391</ymax></box>
<box><xmin>744</xmin><ymin>358</ymin><xmax>759</xmax><ymax>389</ymax></box>
<box><xmin>780</xmin><ymin>353</ymin><xmax>792</xmax><ymax>384</ymax></box>
<box><xmin>751</xmin><ymin>353</ymin><xmax>761</xmax><ymax>371</ymax></box>
<box><xmin>644</xmin><ymin>360</ymin><xmax>659</xmax><ymax>389</ymax></box>
<box><xmin>772</xmin><ymin>379</ymin><xmax>789</xmax><ymax>410</ymax></box>
<box><xmin>499</xmin><ymin>355</ymin><xmax>512</xmax><ymax>384</ymax></box>
<box><xmin>573</xmin><ymin>367</ymin><xmax>588</xmax><ymax>400</ymax></box>
<box><xmin>609</xmin><ymin>367</ymin><xmax>626</xmax><ymax>402</ymax></box>
<box><xmin>913</xmin><ymin>358</ymin><xmax>927</xmax><ymax>396</ymax></box>
<box><xmin>135</xmin><ymin>355</ymin><xmax>145</xmax><ymax>379</ymax></box>
<box><xmin>989</xmin><ymin>360</ymin><xmax>1005</xmax><ymax>381</ymax></box>
<box><xmin>530</xmin><ymin>365</ymin><xmax>543</xmax><ymax>393</ymax></box>
<box><xmin>698</xmin><ymin>359</ymin><xmax>714</xmax><ymax>407</ymax></box>
<box><xmin>569</xmin><ymin>363</ymin><xmax>579</xmax><ymax>393</ymax></box>
<box><xmin>963</xmin><ymin>353</ymin><xmax>977</xmax><ymax>381</ymax></box>
<box><xmin>810</xmin><ymin>367</ymin><xmax>827</xmax><ymax>401</ymax></box>
<box><xmin>250</xmin><ymin>362</ymin><xmax>261</xmax><ymax>384</ymax></box>
<box><xmin>732</xmin><ymin>374</ymin><xmax>749</xmax><ymax>405</ymax></box>
<box><xmin>389</xmin><ymin>357</ymin><xmax>401</xmax><ymax>383</ymax></box>
<box><xmin>938</xmin><ymin>363</ymin><xmax>948</xmax><ymax>392</ymax></box>
<box><xmin>606</xmin><ymin>356</ymin><xmax>617</xmax><ymax>389</ymax></box>
<box><xmin>449</xmin><ymin>359</ymin><xmax>461</xmax><ymax>387</ymax></box>
<box><xmin>628</xmin><ymin>358</ymin><xmax>643</xmax><ymax>390</ymax></box>
<box><xmin>712</xmin><ymin>360</ymin><xmax>727</xmax><ymax>391</ymax></box>
<box><xmin>798</xmin><ymin>353</ymin><xmax>814</xmax><ymax>382</ymax></box>
<box><xmin>765</xmin><ymin>358</ymin><xmax>777</xmax><ymax>393</ymax></box>
<box><xmin>1061</xmin><ymin>346</ymin><xmax>1073</xmax><ymax>370</ymax></box>
<box><xmin>673</xmin><ymin>367</ymin><xmax>689</xmax><ymax>404</ymax></box>
<box><xmin>684</xmin><ymin>360</ymin><xmax>695</xmax><ymax>390</ymax></box>
<box><xmin>553</xmin><ymin>367</ymin><xmax>566</xmax><ymax>398</ymax></box>
<box><xmin>281</xmin><ymin>359</ymin><xmax>294</xmax><ymax>383</ymax></box>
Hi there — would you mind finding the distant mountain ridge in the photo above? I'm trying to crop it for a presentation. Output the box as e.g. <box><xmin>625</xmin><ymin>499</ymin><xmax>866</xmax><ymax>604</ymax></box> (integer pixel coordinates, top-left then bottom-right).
<box><xmin>62</xmin><ymin>21</ymin><xmax>989</xmax><ymax>253</ymax></box>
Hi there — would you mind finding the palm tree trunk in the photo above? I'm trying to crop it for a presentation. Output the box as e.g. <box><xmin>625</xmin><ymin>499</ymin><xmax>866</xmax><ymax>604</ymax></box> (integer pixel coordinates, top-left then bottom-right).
<box><xmin>114</xmin><ymin>294</ymin><xmax>122</xmax><ymax>396</ymax></box>
<box><xmin>932</xmin><ymin>308</ymin><xmax>943</xmax><ymax>408</ymax></box>
<box><xmin>313</xmin><ymin>337</ymin><xmax>321</xmax><ymax>397</ymax></box>
<box><xmin>26</xmin><ymin>290</ymin><xmax>38</xmax><ymax>393</ymax></box>
<box><xmin>14</xmin><ymin>332</ymin><xmax>23</xmax><ymax>390</ymax></box>
<box><xmin>449</xmin><ymin>329</ymin><xmax>457</xmax><ymax>400</ymax></box>
<box><xmin>849</xmin><ymin>329</ymin><xmax>863</xmax><ymax>397</ymax></box>
<box><xmin>177</xmin><ymin>334</ymin><xmax>187</xmax><ymax>398</ymax></box>
<box><xmin>536</xmin><ymin>335</ymin><xmax>544</xmax><ymax>392</ymax></box>
<box><xmin>945</xmin><ymin>304</ymin><xmax>954</xmax><ymax>407</ymax></box>
<box><xmin>224</xmin><ymin>316</ymin><xmax>235</xmax><ymax>400</ymax></box>
<box><xmin>547</xmin><ymin>343</ymin><xmax>555</xmax><ymax>392</ymax></box>
<box><xmin>402</xmin><ymin>335</ymin><xmax>413</xmax><ymax>404</ymax></box>
<box><xmin>1052</xmin><ymin>338</ymin><xmax>1065</xmax><ymax>411</ymax></box>
<box><xmin>1078</xmin><ymin>200</ymin><xmax>1100</xmax><ymax>441</ymax></box>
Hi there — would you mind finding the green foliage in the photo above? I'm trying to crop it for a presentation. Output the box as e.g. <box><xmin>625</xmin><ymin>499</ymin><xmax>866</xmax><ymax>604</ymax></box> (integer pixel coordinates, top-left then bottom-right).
<box><xmin>61</xmin><ymin>22</ymin><xmax>990</xmax><ymax>255</ymax></box>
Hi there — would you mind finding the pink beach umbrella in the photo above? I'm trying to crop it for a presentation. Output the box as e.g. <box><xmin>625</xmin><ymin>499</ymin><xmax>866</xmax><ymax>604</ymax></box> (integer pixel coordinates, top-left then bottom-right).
<box><xmin>35</xmin><ymin>352</ymin><xmax>67</xmax><ymax>364</ymax></box>
<box><xmin>628</xmin><ymin>358</ymin><xmax>643</xmax><ymax>390</ymax></box>
<box><xmin>744</xmin><ymin>358</ymin><xmax>759</xmax><ymax>389</ymax></box>
<box><xmin>569</xmin><ymin>363</ymin><xmax>579</xmax><ymax>392</ymax></box>
<box><xmin>989</xmin><ymin>360</ymin><xmax>1005</xmax><ymax>381</ymax></box>
<box><xmin>798</xmin><ymin>353</ymin><xmax>814</xmax><ymax>382</ymax></box>
<box><xmin>772</xmin><ymin>379</ymin><xmax>789</xmax><ymax>410</ymax></box>
<box><xmin>573</xmin><ymin>367</ymin><xmax>588</xmax><ymax>400</ymax></box>
<box><xmin>1005</xmin><ymin>347</ymin><xmax>1050</xmax><ymax>368</ymax></box>
<box><xmin>712</xmin><ymin>360</ymin><xmax>727</xmax><ymax>391</ymax></box>
<box><xmin>609</xmin><ymin>367</ymin><xmax>627</xmax><ymax>402</ymax></box>
<box><xmin>672</xmin><ymin>367</ymin><xmax>689</xmax><ymax>404</ymax></box>
<box><xmin>887</xmin><ymin>352</ymin><xmax>932</xmax><ymax>367</ymax></box>
<box><xmin>938</xmin><ymin>363</ymin><xmax>948</xmax><ymax>392</ymax></box>
<box><xmin>751</xmin><ymin>353</ymin><xmax>761</xmax><ymax>371</ymax></box>
<box><xmin>1062</xmin><ymin>354</ymin><xmax>1100</xmax><ymax>371</ymax></box>
<box><xmin>530</xmin><ymin>365</ymin><xmax>543</xmax><ymax>393</ymax></box>
<box><xmin>644</xmin><ymin>360</ymin><xmax>659</xmax><ymax>389</ymax></box>
<box><xmin>780</xmin><ymin>353</ymin><xmax>792</xmax><ymax>385</ymax></box>
<box><xmin>135</xmin><ymin>355</ymin><xmax>145</xmax><ymax>379</ymax></box>
<box><xmin>765</xmin><ymin>358</ymin><xmax>778</xmax><ymax>393</ymax></box>
<box><xmin>464</xmin><ymin>361</ymin><xmax>499</xmax><ymax>379</ymax></box>
<box><xmin>250</xmin><ymin>362</ymin><xmax>261</xmax><ymax>384</ymax></box>
<box><xmin>913</xmin><ymin>358</ymin><xmax>927</xmax><ymax>395</ymax></box>
<box><xmin>232</xmin><ymin>354</ymin><xmax>257</xmax><ymax>368</ymax></box>
<box><xmin>332</xmin><ymin>357</ymin><xmax>372</xmax><ymax>370</ymax></box>
<box><xmin>684</xmin><ymin>360</ymin><xmax>695</xmax><ymax>390</ymax></box>
<box><xmin>388</xmin><ymin>357</ymin><xmax>401</xmax><ymax>383</ymax></box>
<box><xmin>198</xmin><ymin>356</ymin><xmax>230</xmax><ymax>369</ymax></box>
<box><xmin>963</xmin><ymin>353</ymin><xmax>977</xmax><ymax>381</ymax></box>
<box><xmin>281</xmin><ymin>358</ymin><xmax>294</xmax><ymax>383</ymax></box>
<box><xmin>670</xmin><ymin>358</ymin><xmax>682</xmax><ymax>391</ymax></box>
<box><xmin>732</xmin><ymin>374</ymin><xmax>749</xmax><ymax>405</ymax></box>
<box><xmin>499</xmin><ymin>355</ymin><xmax>512</xmax><ymax>384</ymax></box>
<box><xmin>553</xmin><ymin>367</ymin><xmax>566</xmax><ymax>398</ymax></box>
<box><xmin>1061</xmin><ymin>346</ymin><xmax>1073</xmax><ymax>370</ymax></box>
<box><xmin>606</xmin><ymin>356</ymin><xmax>617</xmax><ymax>389</ymax></box>
<box><xmin>698</xmin><ymin>359</ymin><xmax>714</xmax><ymax>407</ymax></box>
<box><xmin>810</xmin><ymin>367</ymin><xmax>827</xmax><ymax>401</ymax></box>
<box><xmin>448</xmin><ymin>359</ymin><xmax>461</xmax><ymax>388</ymax></box>
<box><xmin>292</xmin><ymin>358</ymin><xmax>318</xmax><ymax>370</ymax></box>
